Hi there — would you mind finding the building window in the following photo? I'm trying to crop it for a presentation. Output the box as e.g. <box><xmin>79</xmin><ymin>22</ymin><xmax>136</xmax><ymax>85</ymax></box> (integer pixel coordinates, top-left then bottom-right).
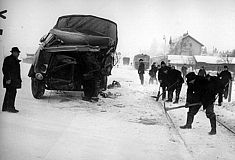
<box><xmin>189</xmin><ymin>43</ymin><xmax>192</xmax><ymax>47</ymax></box>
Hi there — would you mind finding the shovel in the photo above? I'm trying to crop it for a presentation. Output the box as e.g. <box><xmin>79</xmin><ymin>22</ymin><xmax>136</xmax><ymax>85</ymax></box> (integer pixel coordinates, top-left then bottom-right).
<box><xmin>165</xmin><ymin>102</ymin><xmax>202</xmax><ymax>112</ymax></box>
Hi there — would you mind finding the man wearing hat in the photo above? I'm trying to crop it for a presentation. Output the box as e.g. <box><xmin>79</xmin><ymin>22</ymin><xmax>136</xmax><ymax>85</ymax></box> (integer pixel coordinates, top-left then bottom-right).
<box><xmin>180</xmin><ymin>72</ymin><xmax>222</xmax><ymax>135</ymax></box>
<box><xmin>217</xmin><ymin>65</ymin><xmax>232</xmax><ymax>106</ymax></box>
<box><xmin>2</xmin><ymin>47</ymin><xmax>22</xmax><ymax>113</ymax></box>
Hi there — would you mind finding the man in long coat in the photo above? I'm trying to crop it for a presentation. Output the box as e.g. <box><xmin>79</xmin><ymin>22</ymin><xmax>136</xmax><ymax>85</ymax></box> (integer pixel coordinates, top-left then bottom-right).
<box><xmin>2</xmin><ymin>47</ymin><xmax>22</xmax><ymax>113</ymax></box>
<box><xmin>217</xmin><ymin>65</ymin><xmax>232</xmax><ymax>106</ymax></box>
<box><xmin>158</xmin><ymin>61</ymin><xmax>170</xmax><ymax>100</ymax></box>
<box><xmin>138</xmin><ymin>59</ymin><xmax>145</xmax><ymax>85</ymax></box>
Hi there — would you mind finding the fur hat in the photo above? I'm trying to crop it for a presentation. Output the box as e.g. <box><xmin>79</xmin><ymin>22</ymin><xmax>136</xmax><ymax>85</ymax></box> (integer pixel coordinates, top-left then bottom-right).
<box><xmin>186</xmin><ymin>72</ymin><xmax>196</xmax><ymax>82</ymax></box>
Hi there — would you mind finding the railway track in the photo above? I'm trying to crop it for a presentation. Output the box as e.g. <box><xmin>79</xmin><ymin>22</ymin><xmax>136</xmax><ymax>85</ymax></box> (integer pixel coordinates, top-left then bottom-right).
<box><xmin>157</xmin><ymin>101</ymin><xmax>194</xmax><ymax>156</ymax></box>
<box><xmin>216</xmin><ymin>117</ymin><xmax>235</xmax><ymax>135</ymax></box>
<box><xmin>159</xmin><ymin>101</ymin><xmax>235</xmax><ymax>136</ymax></box>
<box><xmin>157</xmin><ymin>100</ymin><xmax>235</xmax><ymax>159</ymax></box>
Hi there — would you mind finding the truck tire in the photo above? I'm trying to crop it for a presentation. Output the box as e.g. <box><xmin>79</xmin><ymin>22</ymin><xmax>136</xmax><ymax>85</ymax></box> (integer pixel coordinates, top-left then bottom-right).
<box><xmin>31</xmin><ymin>78</ymin><xmax>45</xmax><ymax>99</ymax></box>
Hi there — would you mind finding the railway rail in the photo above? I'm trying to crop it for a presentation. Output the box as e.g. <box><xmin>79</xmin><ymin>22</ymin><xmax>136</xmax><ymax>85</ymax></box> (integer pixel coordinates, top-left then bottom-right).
<box><xmin>157</xmin><ymin>101</ymin><xmax>194</xmax><ymax>157</ymax></box>
<box><xmin>159</xmin><ymin>101</ymin><xmax>235</xmax><ymax>137</ymax></box>
<box><xmin>216</xmin><ymin>117</ymin><xmax>235</xmax><ymax>135</ymax></box>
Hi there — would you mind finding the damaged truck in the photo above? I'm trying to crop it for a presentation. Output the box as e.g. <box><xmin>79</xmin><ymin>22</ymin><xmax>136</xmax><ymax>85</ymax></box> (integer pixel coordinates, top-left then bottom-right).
<box><xmin>28</xmin><ymin>15</ymin><xmax>118</xmax><ymax>99</ymax></box>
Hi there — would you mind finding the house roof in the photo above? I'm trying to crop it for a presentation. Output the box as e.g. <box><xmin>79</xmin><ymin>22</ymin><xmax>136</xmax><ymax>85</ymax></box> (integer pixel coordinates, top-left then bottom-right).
<box><xmin>168</xmin><ymin>55</ymin><xmax>235</xmax><ymax>65</ymax></box>
<box><xmin>194</xmin><ymin>55</ymin><xmax>235</xmax><ymax>64</ymax></box>
<box><xmin>194</xmin><ymin>55</ymin><xmax>219</xmax><ymax>64</ymax></box>
<box><xmin>182</xmin><ymin>34</ymin><xmax>204</xmax><ymax>46</ymax></box>
<box><xmin>167</xmin><ymin>55</ymin><xmax>196</xmax><ymax>65</ymax></box>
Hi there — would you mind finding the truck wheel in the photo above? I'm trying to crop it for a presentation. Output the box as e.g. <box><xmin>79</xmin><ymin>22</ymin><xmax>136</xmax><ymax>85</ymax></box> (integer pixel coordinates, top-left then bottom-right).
<box><xmin>31</xmin><ymin>78</ymin><xmax>45</xmax><ymax>99</ymax></box>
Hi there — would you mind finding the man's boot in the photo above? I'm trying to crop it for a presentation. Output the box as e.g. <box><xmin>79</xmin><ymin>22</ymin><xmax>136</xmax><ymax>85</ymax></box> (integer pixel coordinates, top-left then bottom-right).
<box><xmin>162</xmin><ymin>92</ymin><xmax>166</xmax><ymax>100</ymax></box>
<box><xmin>166</xmin><ymin>99</ymin><xmax>172</xmax><ymax>102</ymax></box>
<box><xmin>208</xmin><ymin>117</ymin><xmax>216</xmax><ymax>135</ymax></box>
<box><xmin>166</xmin><ymin>90</ymin><xmax>173</xmax><ymax>102</ymax></box>
<box><xmin>173</xmin><ymin>98</ymin><xmax>179</xmax><ymax>104</ymax></box>
<box><xmin>174</xmin><ymin>87</ymin><xmax>181</xmax><ymax>104</ymax></box>
<box><xmin>180</xmin><ymin>113</ymin><xmax>193</xmax><ymax>129</ymax></box>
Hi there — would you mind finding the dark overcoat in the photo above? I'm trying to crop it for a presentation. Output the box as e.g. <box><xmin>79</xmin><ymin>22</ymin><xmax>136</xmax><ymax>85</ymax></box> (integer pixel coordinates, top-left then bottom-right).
<box><xmin>218</xmin><ymin>70</ymin><xmax>232</xmax><ymax>86</ymax></box>
<box><xmin>2</xmin><ymin>55</ymin><xmax>22</xmax><ymax>88</ymax></box>
<box><xmin>138</xmin><ymin>62</ymin><xmax>145</xmax><ymax>74</ymax></box>
<box><xmin>167</xmin><ymin>69</ymin><xmax>184</xmax><ymax>86</ymax></box>
<box><xmin>186</xmin><ymin>75</ymin><xmax>223</xmax><ymax>109</ymax></box>
<box><xmin>158</xmin><ymin>66</ymin><xmax>170</xmax><ymax>87</ymax></box>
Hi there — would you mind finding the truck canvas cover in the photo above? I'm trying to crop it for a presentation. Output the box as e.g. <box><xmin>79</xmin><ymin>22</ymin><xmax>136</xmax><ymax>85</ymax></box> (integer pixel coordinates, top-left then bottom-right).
<box><xmin>53</xmin><ymin>15</ymin><xmax>118</xmax><ymax>48</ymax></box>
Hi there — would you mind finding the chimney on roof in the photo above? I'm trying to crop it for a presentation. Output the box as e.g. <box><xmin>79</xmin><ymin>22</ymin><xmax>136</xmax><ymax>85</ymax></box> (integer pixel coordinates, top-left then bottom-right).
<box><xmin>183</xmin><ymin>31</ymin><xmax>189</xmax><ymax>37</ymax></box>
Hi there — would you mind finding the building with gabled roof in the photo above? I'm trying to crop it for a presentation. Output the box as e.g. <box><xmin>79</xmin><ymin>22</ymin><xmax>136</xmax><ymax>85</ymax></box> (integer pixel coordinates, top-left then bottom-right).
<box><xmin>169</xmin><ymin>33</ymin><xmax>204</xmax><ymax>56</ymax></box>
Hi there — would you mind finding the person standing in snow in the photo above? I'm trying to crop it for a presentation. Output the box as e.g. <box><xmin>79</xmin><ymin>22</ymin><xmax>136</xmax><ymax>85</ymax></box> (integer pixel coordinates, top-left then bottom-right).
<box><xmin>138</xmin><ymin>59</ymin><xmax>145</xmax><ymax>85</ymax></box>
<box><xmin>149</xmin><ymin>62</ymin><xmax>158</xmax><ymax>84</ymax></box>
<box><xmin>217</xmin><ymin>65</ymin><xmax>232</xmax><ymax>106</ymax></box>
<box><xmin>81</xmin><ymin>52</ymin><xmax>101</xmax><ymax>102</ymax></box>
<box><xmin>198</xmin><ymin>66</ymin><xmax>206</xmax><ymax>77</ymax></box>
<box><xmin>180</xmin><ymin>72</ymin><xmax>223</xmax><ymax>135</ymax></box>
<box><xmin>166</xmin><ymin>66</ymin><xmax>184</xmax><ymax>103</ymax></box>
<box><xmin>2</xmin><ymin>47</ymin><xmax>22</xmax><ymax>113</ymax></box>
<box><xmin>181</xmin><ymin>64</ymin><xmax>187</xmax><ymax>82</ymax></box>
<box><xmin>158</xmin><ymin>61</ymin><xmax>170</xmax><ymax>100</ymax></box>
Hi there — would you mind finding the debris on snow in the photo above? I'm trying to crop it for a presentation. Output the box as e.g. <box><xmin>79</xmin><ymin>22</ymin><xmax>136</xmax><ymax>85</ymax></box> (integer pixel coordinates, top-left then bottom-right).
<box><xmin>107</xmin><ymin>80</ymin><xmax>121</xmax><ymax>89</ymax></box>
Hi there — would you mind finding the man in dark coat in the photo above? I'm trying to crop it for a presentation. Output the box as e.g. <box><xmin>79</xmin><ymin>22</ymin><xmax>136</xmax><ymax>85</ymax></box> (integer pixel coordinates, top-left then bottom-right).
<box><xmin>158</xmin><ymin>61</ymin><xmax>170</xmax><ymax>100</ymax></box>
<box><xmin>198</xmin><ymin>66</ymin><xmax>206</xmax><ymax>77</ymax></box>
<box><xmin>166</xmin><ymin>66</ymin><xmax>184</xmax><ymax>103</ymax></box>
<box><xmin>81</xmin><ymin>52</ymin><xmax>101</xmax><ymax>102</ymax></box>
<box><xmin>217</xmin><ymin>65</ymin><xmax>232</xmax><ymax>106</ymax></box>
<box><xmin>2</xmin><ymin>47</ymin><xmax>22</xmax><ymax>113</ymax></box>
<box><xmin>180</xmin><ymin>72</ymin><xmax>223</xmax><ymax>135</ymax></box>
<box><xmin>138</xmin><ymin>59</ymin><xmax>145</xmax><ymax>85</ymax></box>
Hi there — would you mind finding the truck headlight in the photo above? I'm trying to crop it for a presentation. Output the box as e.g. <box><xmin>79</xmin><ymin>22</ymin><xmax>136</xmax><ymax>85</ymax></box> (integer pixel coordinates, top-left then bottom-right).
<box><xmin>40</xmin><ymin>64</ymin><xmax>47</xmax><ymax>73</ymax></box>
<box><xmin>35</xmin><ymin>73</ymin><xmax>43</xmax><ymax>80</ymax></box>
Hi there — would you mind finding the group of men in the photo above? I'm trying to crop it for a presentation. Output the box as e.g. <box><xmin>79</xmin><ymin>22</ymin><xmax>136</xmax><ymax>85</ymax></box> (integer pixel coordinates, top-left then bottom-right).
<box><xmin>138</xmin><ymin>59</ymin><xmax>232</xmax><ymax>135</ymax></box>
<box><xmin>158</xmin><ymin>61</ymin><xmax>184</xmax><ymax>103</ymax></box>
<box><xmin>1</xmin><ymin>49</ymin><xmax>233</xmax><ymax>136</ymax></box>
<box><xmin>180</xmin><ymin>66</ymin><xmax>231</xmax><ymax>135</ymax></box>
<box><xmin>138</xmin><ymin>60</ymin><xmax>184</xmax><ymax>103</ymax></box>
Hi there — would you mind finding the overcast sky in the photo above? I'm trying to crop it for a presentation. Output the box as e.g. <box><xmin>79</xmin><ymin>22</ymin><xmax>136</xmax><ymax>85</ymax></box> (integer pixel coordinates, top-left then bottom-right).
<box><xmin>1</xmin><ymin>0</ymin><xmax>235</xmax><ymax>57</ymax></box>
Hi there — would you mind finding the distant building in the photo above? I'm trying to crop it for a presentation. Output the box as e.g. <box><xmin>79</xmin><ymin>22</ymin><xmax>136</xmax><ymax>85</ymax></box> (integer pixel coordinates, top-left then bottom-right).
<box><xmin>169</xmin><ymin>33</ymin><xmax>204</xmax><ymax>56</ymax></box>
<box><xmin>167</xmin><ymin>55</ymin><xmax>235</xmax><ymax>75</ymax></box>
<box><xmin>133</xmin><ymin>54</ymin><xmax>150</xmax><ymax>70</ymax></box>
<box><xmin>123</xmin><ymin>57</ymin><xmax>130</xmax><ymax>65</ymax></box>
<box><xmin>194</xmin><ymin>55</ymin><xmax>235</xmax><ymax>74</ymax></box>
<box><xmin>150</xmin><ymin>55</ymin><xmax>166</xmax><ymax>66</ymax></box>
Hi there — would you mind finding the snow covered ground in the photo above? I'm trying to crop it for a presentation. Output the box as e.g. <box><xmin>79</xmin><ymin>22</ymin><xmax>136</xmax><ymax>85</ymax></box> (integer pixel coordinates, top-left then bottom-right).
<box><xmin>0</xmin><ymin>63</ymin><xmax>235</xmax><ymax>160</ymax></box>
